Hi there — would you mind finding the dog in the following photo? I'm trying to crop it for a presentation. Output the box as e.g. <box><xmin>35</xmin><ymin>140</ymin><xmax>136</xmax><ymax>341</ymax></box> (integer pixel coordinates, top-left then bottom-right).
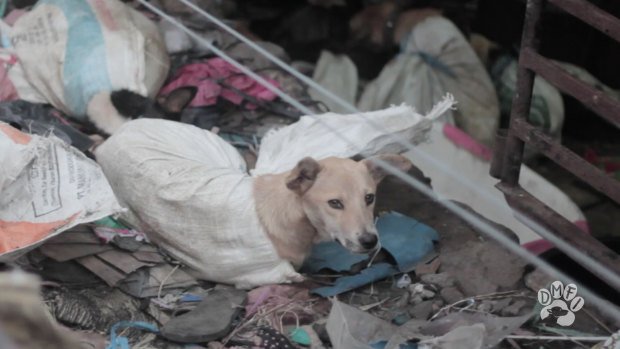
<box><xmin>255</xmin><ymin>154</ymin><xmax>412</xmax><ymax>268</ymax></box>
<box><xmin>96</xmin><ymin>119</ymin><xmax>413</xmax><ymax>288</ymax></box>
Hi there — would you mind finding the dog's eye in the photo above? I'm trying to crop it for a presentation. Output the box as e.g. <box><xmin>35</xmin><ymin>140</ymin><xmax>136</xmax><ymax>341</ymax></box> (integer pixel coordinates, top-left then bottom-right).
<box><xmin>365</xmin><ymin>194</ymin><xmax>375</xmax><ymax>205</ymax></box>
<box><xmin>328</xmin><ymin>199</ymin><xmax>344</xmax><ymax>209</ymax></box>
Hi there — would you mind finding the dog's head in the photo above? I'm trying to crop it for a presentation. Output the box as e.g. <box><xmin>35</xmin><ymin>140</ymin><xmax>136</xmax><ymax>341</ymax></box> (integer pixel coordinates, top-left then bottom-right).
<box><xmin>286</xmin><ymin>154</ymin><xmax>412</xmax><ymax>254</ymax></box>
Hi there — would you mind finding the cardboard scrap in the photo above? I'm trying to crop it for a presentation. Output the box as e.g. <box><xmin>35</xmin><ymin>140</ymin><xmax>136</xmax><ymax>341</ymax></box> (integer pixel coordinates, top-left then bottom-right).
<box><xmin>39</xmin><ymin>226</ymin><xmax>113</xmax><ymax>262</ymax></box>
<box><xmin>76</xmin><ymin>255</ymin><xmax>126</xmax><ymax>287</ymax></box>
<box><xmin>96</xmin><ymin>249</ymin><xmax>156</xmax><ymax>274</ymax></box>
<box><xmin>40</xmin><ymin>244</ymin><xmax>114</xmax><ymax>262</ymax></box>
<box><xmin>119</xmin><ymin>265</ymin><xmax>198</xmax><ymax>298</ymax></box>
<box><xmin>132</xmin><ymin>248</ymin><xmax>166</xmax><ymax>264</ymax></box>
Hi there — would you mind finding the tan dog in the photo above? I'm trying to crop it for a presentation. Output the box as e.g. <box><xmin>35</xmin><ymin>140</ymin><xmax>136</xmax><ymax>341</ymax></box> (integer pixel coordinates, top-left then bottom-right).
<box><xmin>254</xmin><ymin>154</ymin><xmax>412</xmax><ymax>268</ymax></box>
<box><xmin>96</xmin><ymin>119</ymin><xmax>416</xmax><ymax>287</ymax></box>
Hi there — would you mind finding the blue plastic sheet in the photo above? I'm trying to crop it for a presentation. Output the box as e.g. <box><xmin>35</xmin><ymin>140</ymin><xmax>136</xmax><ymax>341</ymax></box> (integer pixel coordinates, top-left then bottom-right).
<box><xmin>180</xmin><ymin>294</ymin><xmax>204</xmax><ymax>302</ymax></box>
<box><xmin>376</xmin><ymin>212</ymin><xmax>440</xmax><ymax>272</ymax></box>
<box><xmin>311</xmin><ymin>263</ymin><xmax>397</xmax><ymax>297</ymax></box>
<box><xmin>301</xmin><ymin>241</ymin><xmax>368</xmax><ymax>274</ymax></box>
<box><xmin>304</xmin><ymin>212</ymin><xmax>440</xmax><ymax>297</ymax></box>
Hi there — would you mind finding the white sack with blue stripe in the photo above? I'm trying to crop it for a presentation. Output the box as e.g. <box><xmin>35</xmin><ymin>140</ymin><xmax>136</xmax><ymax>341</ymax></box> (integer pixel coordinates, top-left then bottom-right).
<box><xmin>10</xmin><ymin>0</ymin><xmax>169</xmax><ymax>117</ymax></box>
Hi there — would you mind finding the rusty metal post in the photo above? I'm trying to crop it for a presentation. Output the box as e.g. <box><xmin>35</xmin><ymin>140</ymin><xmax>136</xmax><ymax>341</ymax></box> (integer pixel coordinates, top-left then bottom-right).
<box><xmin>490</xmin><ymin>129</ymin><xmax>507</xmax><ymax>179</ymax></box>
<box><xmin>492</xmin><ymin>0</ymin><xmax>620</xmax><ymax>292</ymax></box>
<box><xmin>497</xmin><ymin>183</ymin><xmax>620</xmax><ymax>291</ymax></box>
<box><xmin>501</xmin><ymin>0</ymin><xmax>544</xmax><ymax>186</ymax></box>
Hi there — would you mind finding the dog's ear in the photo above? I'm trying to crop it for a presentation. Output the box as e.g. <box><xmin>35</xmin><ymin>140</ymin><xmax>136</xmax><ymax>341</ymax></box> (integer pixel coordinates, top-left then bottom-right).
<box><xmin>286</xmin><ymin>157</ymin><xmax>321</xmax><ymax>195</ymax></box>
<box><xmin>157</xmin><ymin>86</ymin><xmax>198</xmax><ymax>115</ymax></box>
<box><xmin>361</xmin><ymin>154</ymin><xmax>412</xmax><ymax>184</ymax></box>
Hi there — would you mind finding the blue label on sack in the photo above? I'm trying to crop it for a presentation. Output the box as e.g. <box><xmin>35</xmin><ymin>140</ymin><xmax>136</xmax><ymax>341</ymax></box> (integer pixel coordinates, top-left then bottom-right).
<box><xmin>39</xmin><ymin>0</ymin><xmax>113</xmax><ymax>116</ymax></box>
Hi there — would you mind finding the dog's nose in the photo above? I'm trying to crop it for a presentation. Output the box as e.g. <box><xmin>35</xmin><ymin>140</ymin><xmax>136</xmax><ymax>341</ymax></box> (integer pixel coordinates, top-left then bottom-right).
<box><xmin>359</xmin><ymin>233</ymin><xmax>378</xmax><ymax>250</ymax></box>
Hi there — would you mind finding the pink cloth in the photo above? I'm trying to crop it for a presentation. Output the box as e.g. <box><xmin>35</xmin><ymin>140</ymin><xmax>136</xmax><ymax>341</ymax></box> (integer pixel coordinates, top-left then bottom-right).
<box><xmin>443</xmin><ymin>123</ymin><xmax>493</xmax><ymax>161</ymax></box>
<box><xmin>0</xmin><ymin>55</ymin><xmax>19</xmax><ymax>102</ymax></box>
<box><xmin>3</xmin><ymin>9</ymin><xmax>27</xmax><ymax>26</ymax></box>
<box><xmin>159</xmin><ymin>58</ymin><xmax>279</xmax><ymax>109</ymax></box>
<box><xmin>523</xmin><ymin>220</ymin><xmax>590</xmax><ymax>255</ymax></box>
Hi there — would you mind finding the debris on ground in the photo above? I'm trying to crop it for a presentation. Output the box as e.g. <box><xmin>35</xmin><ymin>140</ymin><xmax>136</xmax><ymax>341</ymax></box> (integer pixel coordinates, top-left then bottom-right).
<box><xmin>160</xmin><ymin>289</ymin><xmax>247</xmax><ymax>343</ymax></box>
<box><xmin>0</xmin><ymin>0</ymin><xmax>619</xmax><ymax>348</ymax></box>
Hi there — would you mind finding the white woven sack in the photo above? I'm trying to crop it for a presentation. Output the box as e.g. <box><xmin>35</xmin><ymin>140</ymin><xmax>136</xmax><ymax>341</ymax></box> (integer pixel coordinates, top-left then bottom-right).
<box><xmin>10</xmin><ymin>0</ymin><xmax>169</xmax><ymax>117</ymax></box>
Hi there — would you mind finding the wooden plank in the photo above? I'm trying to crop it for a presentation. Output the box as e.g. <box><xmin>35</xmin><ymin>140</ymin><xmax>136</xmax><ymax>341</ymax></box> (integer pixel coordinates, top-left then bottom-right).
<box><xmin>40</xmin><ymin>244</ymin><xmax>113</xmax><ymax>262</ymax></box>
<box><xmin>97</xmin><ymin>250</ymin><xmax>155</xmax><ymax>274</ymax></box>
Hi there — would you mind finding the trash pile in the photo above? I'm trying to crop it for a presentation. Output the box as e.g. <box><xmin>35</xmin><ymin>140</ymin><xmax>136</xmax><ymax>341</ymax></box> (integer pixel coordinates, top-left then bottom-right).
<box><xmin>0</xmin><ymin>0</ymin><xmax>619</xmax><ymax>348</ymax></box>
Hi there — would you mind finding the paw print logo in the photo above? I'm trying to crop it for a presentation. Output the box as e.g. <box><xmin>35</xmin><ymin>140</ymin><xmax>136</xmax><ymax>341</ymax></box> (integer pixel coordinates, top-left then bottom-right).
<box><xmin>538</xmin><ymin>281</ymin><xmax>584</xmax><ymax>326</ymax></box>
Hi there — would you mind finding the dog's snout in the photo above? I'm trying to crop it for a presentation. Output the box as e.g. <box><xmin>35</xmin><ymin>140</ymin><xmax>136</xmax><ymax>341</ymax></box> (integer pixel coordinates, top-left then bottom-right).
<box><xmin>359</xmin><ymin>233</ymin><xmax>378</xmax><ymax>250</ymax></box>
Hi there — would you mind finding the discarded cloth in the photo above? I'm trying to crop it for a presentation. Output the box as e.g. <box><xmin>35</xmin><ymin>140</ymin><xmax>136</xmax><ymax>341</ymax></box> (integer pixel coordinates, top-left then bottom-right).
<box><xmin>95</xmin><ymin>102</ymin><xmax>453</xmax><ymax>288</ymax></box>
<box><xmin>159</xmin><ymin>58</ymin><xmax>280</xmax><ymax>109</ymax></box>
